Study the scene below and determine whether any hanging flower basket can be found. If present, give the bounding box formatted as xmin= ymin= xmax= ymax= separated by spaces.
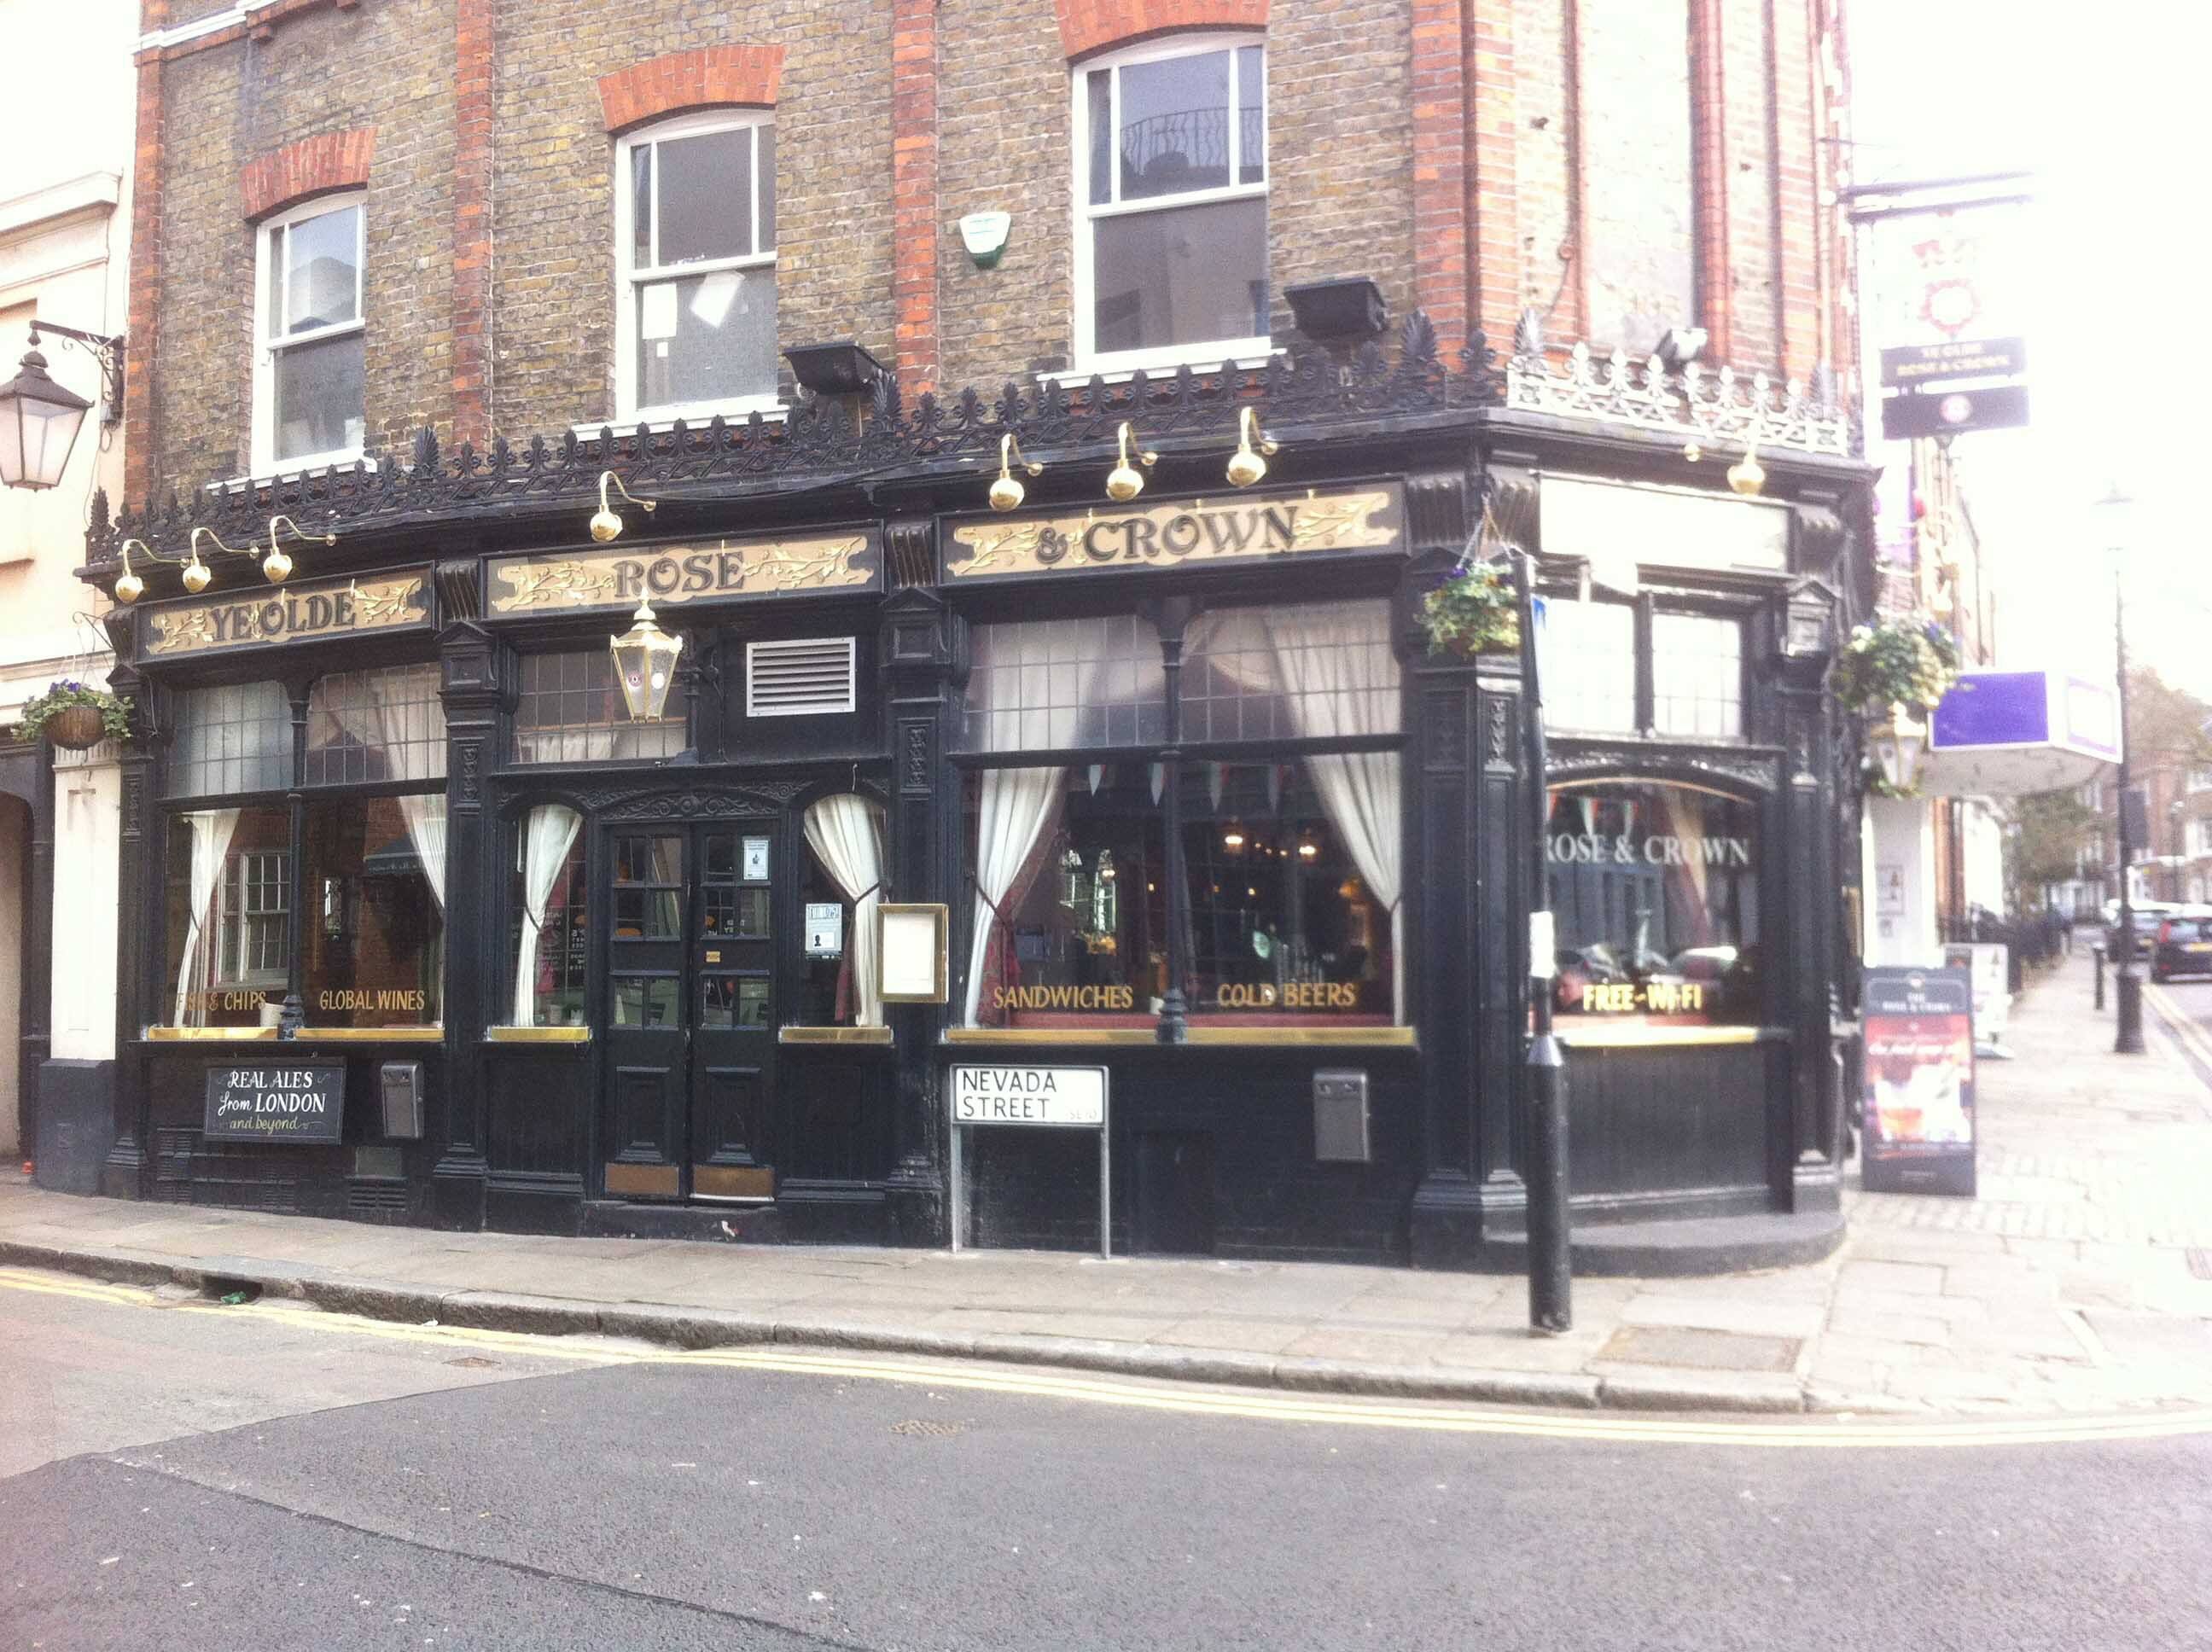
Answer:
xmin=1831 ymin=614 xmax=1961 ymax=718
xmin=16 ymin=681 xmax=131 ymax=750
xmin=1419 ymin=561 xmax=1520 ymax=660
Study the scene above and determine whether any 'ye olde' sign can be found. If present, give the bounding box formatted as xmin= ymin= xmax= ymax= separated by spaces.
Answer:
xmin=488 ymin=533 xmax=880 ymax=615
xmin=946 ymin=485 xmax=1402 ymax=581
xmin=144 ymin=570 xmax=431 ymax=658
xmin=203 ymin=1063 xmax=346 ymax=1144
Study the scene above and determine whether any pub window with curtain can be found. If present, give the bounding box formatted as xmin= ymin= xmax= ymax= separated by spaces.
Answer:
xmin=955 ymin=601 xmax=1403 ymax=1032
xmin=161 ymin=666 xmax=447 ymax=1031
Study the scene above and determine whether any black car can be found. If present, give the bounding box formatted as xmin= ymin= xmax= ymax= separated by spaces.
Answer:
xmin=2150 ymin=913 xmax=2212 ymax=983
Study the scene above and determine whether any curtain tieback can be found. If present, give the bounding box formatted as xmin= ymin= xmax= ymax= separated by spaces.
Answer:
xmin=853 ymin=881 xmax=883 ymax=904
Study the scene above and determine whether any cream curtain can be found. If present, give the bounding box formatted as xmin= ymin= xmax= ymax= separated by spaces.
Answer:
xmin=513 ymin=804 xmax=582 ymax=1027
xmin=172 ymin=807 xmax=242 ymax=1026
xmin=1262 ymin=603 xmax=1406 ymax=1022
xmin=962 ymin=768 xmax=1065 ymax=1027
xmin=364 ymin=667 xmax=448 ymax=908
xmin=802 ymin=795 xmax=889 ymax=1027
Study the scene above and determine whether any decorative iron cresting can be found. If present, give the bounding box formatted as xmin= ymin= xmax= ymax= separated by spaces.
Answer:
xmin=1505 ymin=337 xmax=1854 ymax=460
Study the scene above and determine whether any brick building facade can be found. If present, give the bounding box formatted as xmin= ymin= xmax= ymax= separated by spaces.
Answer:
xmin=70 ymin=0 xmax=1873 ymax=1271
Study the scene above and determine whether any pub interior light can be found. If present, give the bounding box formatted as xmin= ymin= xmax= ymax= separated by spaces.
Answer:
xmin=1105 ymin=421 xmax=1157 ymax=503
xmin=609 ymin=599 xmax=684 ymax=722
xmin=591 ymin=469 xmax=657 ymax=543
xmin=1225 ymin=405 xmax=1278 ymax=488
xmin=989 ymin=433 xmax=1042 ymax=512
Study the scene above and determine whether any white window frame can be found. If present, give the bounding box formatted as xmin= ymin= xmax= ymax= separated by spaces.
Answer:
xmin=216 ymin=848 xmax=290 ymax=991
xmin=250 ymin=193 xmax=368 ymax=477
xmin=611 ymin=109 xmax=782 ymax=428
xmin=1070 ymin=31 xmax=1270 ymax=376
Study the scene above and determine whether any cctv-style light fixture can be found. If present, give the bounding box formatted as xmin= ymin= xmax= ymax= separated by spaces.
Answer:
xmin=1105 ymin=422 xmax=1156 ymax=503
xmin=609 ymin=599 xmax=684 ymax=722
xmin=989 ymin=433 xmax=1041 ymax=512
xmin=1225 ymin=406 xmax=1277 ymax=488
xmin=0 ymin=323 xmax=123 ymax=492
xmin=591 ymin=470 xmax=656 ymax=543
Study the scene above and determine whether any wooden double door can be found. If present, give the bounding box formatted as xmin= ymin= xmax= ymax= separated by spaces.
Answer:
xmin=602 ymin=821 xmax=779 ymax=1201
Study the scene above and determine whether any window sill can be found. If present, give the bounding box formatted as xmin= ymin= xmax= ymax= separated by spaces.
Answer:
xmin=576 ymin=399 xmax=787 ymax=438
xmin=486 ymin=1025 xmax=591 ymax=1045
xmin=206 ymin=455 xmax=377 ymax=494
xmin=1040 ymin=342 xmax=1281 ymax=389
xmin=942 ymin=1026 xmax=1415 ymax=1049
xmin=779 ymin=1026 xmax=894 ymax=1045
xmin=1555 ymin=1023 xmax=1784 ymax=1050
xmin=142 ymin=1023 xmax=444 ymax=1044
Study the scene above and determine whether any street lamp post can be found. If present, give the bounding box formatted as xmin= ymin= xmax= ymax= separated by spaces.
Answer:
xmin=2102 ymin=486 xmax=2145 ymax=1055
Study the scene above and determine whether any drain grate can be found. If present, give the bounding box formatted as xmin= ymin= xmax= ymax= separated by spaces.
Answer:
xmin=1599 ymin=1325 xmax=1802 ymax=1373
xmin=446 ymin=1355 xmax=500 ymax=1370
xmin=2187 ymin=1249 xmax=2212 ymax=1281
xmin=890 ymin=1419 xmax=965 ymax=1439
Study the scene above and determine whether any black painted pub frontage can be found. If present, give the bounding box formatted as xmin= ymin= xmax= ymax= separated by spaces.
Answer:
xmin=79 ymin=342 xmax=1871 ymax=1269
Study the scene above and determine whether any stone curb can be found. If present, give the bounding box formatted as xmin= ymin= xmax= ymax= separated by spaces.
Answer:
xmin=0 ymin=1231 xmax=1883 ymax=1416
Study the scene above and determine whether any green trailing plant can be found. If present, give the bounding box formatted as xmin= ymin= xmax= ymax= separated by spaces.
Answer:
xmin=14 ymin=679 xmax=132 ymax=745
xmin=1831 ymin=614 xmax=1961 ymax=714
xmin=1420 ymin=560 xmax=1520 ymax=659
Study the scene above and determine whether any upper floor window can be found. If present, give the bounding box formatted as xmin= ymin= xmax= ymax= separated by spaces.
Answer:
xmin=615 ymin=113 xmax=778 ymax=422
xmin=1536 ymin=595 xmax=1746 ymax=742
xmin=1073 ymin=37 xmax=1268 ymax=373
xmin=253 ymin=195 xmax=366 ymax=473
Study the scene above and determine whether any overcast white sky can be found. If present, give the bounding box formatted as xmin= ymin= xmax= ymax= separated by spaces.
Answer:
xmin=1848 ymin=0 xmax=2211 ymax=694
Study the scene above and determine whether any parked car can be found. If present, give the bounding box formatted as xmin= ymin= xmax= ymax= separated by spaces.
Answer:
xmin=2150 ymin=910 xmax=2212 ymax=983
xmin=2105 ymin=903 xmax=2178 ymax=962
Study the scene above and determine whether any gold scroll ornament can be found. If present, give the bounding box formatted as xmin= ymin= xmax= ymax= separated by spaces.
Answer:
xmin=489 ymin=536 xmax=874 ymax=614
xmin=145 ymin=573 xmax=429 ymax=656
xmin=947 ymin=486 xmax=1401 ymax=580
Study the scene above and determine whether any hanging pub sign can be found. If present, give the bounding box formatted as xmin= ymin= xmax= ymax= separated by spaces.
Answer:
xmin=203 ymin=1062 xmax=346 ymax=1145
xmin=487 ymin=532 xmax=880 ymax=615
xmin=945 ymin=484 xmax=1402 ymax=582
xmin=142 ymin=569 xmax=432 ymax=658
xmin=1868 ymin=201 xmax=2031 ymax=439
xmin=1859 ymin=965 xmax=1976 ymax=1196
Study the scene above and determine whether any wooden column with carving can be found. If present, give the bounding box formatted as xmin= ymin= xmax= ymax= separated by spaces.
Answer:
xmin=102 ymin=612 xmax=155 ymax=1200
xmin=878 ymin=533 xmax=954 ymax=1246
xmin=432 ymin=560 xmax=498 ymax=1230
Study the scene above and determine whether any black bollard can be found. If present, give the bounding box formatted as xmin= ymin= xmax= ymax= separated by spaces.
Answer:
xmin=1525 ymin=1029 xmax=1571 ymax=1331
xmin=2093 ymin=944 xmax=2105 ymax=1011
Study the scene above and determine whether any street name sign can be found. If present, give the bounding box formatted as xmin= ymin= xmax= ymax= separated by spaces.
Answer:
xmin=947 ymin=1064 xmax=1110 ymax=1257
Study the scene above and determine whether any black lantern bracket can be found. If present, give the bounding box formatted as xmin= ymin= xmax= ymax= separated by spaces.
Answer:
xmin=27 ymin=322 xmax=125 ymax=424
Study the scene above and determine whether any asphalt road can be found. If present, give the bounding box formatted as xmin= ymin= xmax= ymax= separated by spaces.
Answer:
xmin=3 ymin=1269 xmax=2209 ymax=1651
xmin=2145 ymin=972 xmax=2212 ymax=1099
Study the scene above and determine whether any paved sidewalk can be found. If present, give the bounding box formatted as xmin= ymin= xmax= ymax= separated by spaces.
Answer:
xmin=7 ymin=947 xmax=2210 ymax=1417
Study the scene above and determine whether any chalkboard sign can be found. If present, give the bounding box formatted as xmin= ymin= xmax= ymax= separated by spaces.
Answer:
xmin=204 ymin=1063 xmax=346 ymax=1144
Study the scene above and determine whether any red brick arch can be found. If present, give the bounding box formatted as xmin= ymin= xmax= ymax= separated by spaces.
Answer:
xmin=1059 ymin=0 xmax=1268 ymax=61
xmin=240 ymin=127 xmax=375 ymax=222
xmin=597 ymin=45 xmax=784 ymax=135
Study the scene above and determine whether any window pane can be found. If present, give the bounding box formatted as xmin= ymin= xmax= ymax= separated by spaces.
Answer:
xmin=1536 ymin=599 xmax=1637 ymax=733
xmin=756 ymin=124 xmax=776 ymax=250
xmin=963 ymin=614 xmax=1166 ymax=751
xmin=1092 ymin=195 xmax=1266 ymax=355
xmin=164 ymin=806 xmax=290 ymax=1027
xmin=282 ymin=204 xmax=359 ymax=333
xmin=1184 ymin=761 xmax=1397 ymax=1023
xmin=635 ymin=266 xmax=777 ymax=409
xmin=631 ymin=143 xmax=654 ymax=269
xmin=1087 ymin=70 xmax=1114 ymax=205
xmin=1547 ymin=782 xmax=1760 ymax=1027
xmin=1650 ymin=613 xmax=1743 ymax=740
xmin=166 ymin=682 xmax=291 ymax=799
xmin=1181 ymin=602 xmax=1400 ymax=745
xmin=514 ymin=649 xmax=684 ymax=762
xmin=272 ymin=329 xmax=365 ymax=462
xmin=1118 ymin=49 xmax=1231 ymax=199
xmin=1237 ymin=45 xmax=1266 ymax=183
xmin=654 ymin=127 xmax=753 ymax=266
xmin=302 ymin=795 xmax=445 ymax=1027
xmin=306 ymin=665 xmax=447 ymax=786
xmin=612 ymin=975 xmax=679 ymax=1027
xmin=509 ymin=805 xmax=585 ymax=1027
xmin=960 ymin=767 xmax=1164 ymax=1028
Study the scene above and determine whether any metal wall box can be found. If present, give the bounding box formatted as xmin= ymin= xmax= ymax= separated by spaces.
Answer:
xmin=1313 ymin=1069 xmax=1371 ymax=1163
xmin=379 ymin=1062 xmax=424 ymax=1140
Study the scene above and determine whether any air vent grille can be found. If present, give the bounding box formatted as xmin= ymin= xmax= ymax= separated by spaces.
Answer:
xmin=747 ymin=637 xmax=857 ymax=718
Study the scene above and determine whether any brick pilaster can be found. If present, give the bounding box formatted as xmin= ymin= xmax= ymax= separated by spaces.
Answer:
xmin=1689 ymin=0 xmax=1732 ymax=362
xmin=123 ymin=5 xmax=167 ymax=507
xmin=892 ymin=0 xmax=940 ymax=396
xmin=1771 ymin=0 xmax=1820 ymax=381
xmin=452 ymin=0 xmax=493 ymax=447
xmin=1466 ymin=0 xmax=1519 ymax=349
xmin=1408 ymin=0 xmax=1469 ymax=356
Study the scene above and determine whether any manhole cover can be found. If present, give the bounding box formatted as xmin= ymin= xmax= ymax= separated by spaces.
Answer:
xmin=890 ymin=1419 xmax=964 ymax=1439
xmin=2187 ymin=1249 xmax=2212 ymax=1282
xmin=1599 ymin=1325 xmax=1801 ymax=1373
xmin=445 ymin=1355 xmax=500 ymax=1370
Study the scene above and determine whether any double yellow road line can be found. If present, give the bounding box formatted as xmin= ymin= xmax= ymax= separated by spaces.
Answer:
xmin=2144 ymin=979 xmax=2212 ymax=1076
xmin=6 ymin=1265 xmax=2209 ymax=1450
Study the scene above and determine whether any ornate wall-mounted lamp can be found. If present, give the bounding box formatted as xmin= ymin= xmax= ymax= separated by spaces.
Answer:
xmin=610 ymin=600 xmax=684 ymax=722
xmin=1104 ymin=422 xmax=1156 ymax=503
xmin=0 ymin=323 xmax=124 ymax=492
xmin=988 ymin=434 xmax=1042 ymax=512
xmin=591 ymin=470 xmax=656 ymax=543
xmin=1225 ymin=406 xmax=1278 ymax=488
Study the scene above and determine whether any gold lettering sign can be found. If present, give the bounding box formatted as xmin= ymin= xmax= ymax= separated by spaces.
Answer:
xmin=1575 ymin=981 xmax=1707 ymax=1016
xmin=144 ymin=571 xmax=431 ymax=657
xmin=946 ymin=486 xmax=1403 ymax=581
xmin=488 ymin=534 xmax=878 ymax=614
xmin=992 ymin=985 xmax=1138 ymax=1012
xmin=1214 ymin=981 xmax=1364 ymax=1010
xmin=179 ymin=989 xmax=271 ymax=1014
xmin=316 ymin=988 xmax=429 ymax=1014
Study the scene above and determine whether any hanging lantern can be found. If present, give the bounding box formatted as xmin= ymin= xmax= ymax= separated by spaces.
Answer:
xmin=608 ymin=600 xmax=684 ymax=722
xmin=1866 ymin=701 xmax=1930 ymax=795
